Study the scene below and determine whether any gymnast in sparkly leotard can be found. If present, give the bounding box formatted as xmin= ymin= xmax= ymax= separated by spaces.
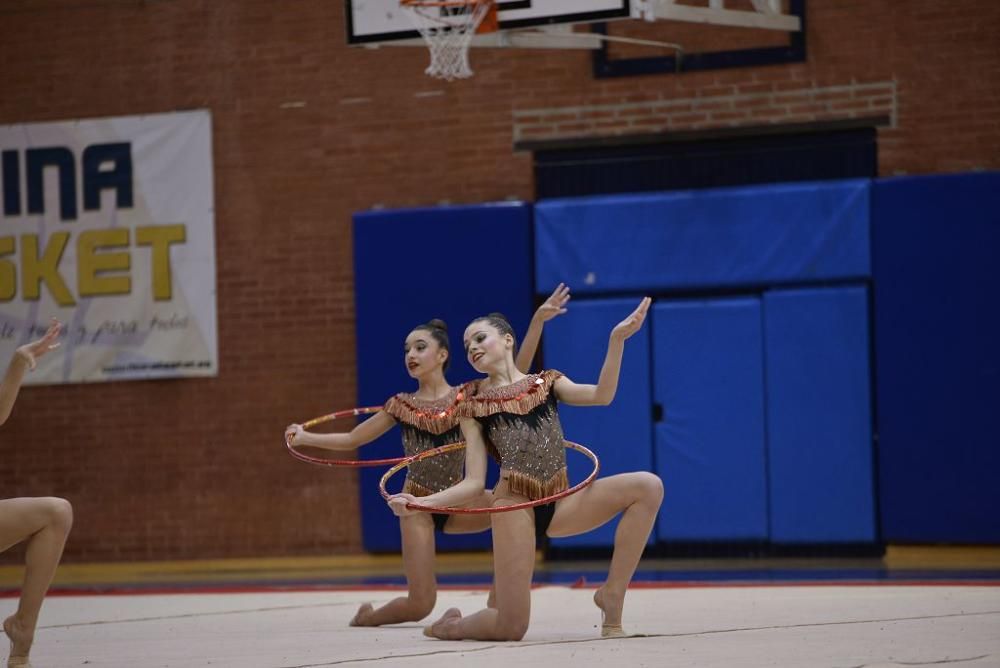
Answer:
xmin=388 ymin=299 xmax=663 ymax=641
xmin=287 ymin=285 xmax=571 ymax=627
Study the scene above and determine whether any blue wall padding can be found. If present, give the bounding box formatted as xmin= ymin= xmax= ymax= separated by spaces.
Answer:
xmin=535 ymin=180 xmax=871 ymax=294
xmin=763 ymin=287 xmax=876 ymax=543
xmin=542 ymin=299 xmax=655 ymax=549
xmin=872 ymin=172 xmax=1000 ymax=543
xmin=353 ymin=202 xmax=534 ymax=552
xmin=652 ymin=299 xmax=769 ymax=541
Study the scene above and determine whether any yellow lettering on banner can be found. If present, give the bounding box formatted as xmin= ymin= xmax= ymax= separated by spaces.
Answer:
xmin=136 ymin=224 xmax=186 ymax=301
xmin=22 ymin=232 xmax=74 ymax=306
xmin=0 ymin=237 xmax=15 ymax=301
xmin=78 ymin=228 xmax=131 ymax=297
xmin=0 ymin=225 xmax=189 ymax=303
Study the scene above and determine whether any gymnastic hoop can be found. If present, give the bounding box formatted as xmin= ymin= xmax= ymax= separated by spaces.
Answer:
xmin=285 ymin=406 xmax=407 ymax=467
xmin=379 ymin=440 xmax=601 ymax=513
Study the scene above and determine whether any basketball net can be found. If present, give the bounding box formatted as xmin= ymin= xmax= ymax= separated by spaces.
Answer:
xmin=400 ymin=0 xmax=497 ymax=81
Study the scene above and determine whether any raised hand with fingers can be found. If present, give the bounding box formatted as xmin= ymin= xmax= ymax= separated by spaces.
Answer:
xmin=515 ymin=283 xmax=573 ymax=373
xmin=535 ymin=282 xmax=571 ymax=323
xmin=16 ymin=319 xmax=63 ymax=370
xmin=610 ymin=297 xmax=651 ymax=342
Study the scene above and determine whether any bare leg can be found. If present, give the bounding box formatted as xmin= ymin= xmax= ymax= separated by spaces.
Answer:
xmin=441 ymin=491 xmax=496 ymax=608
xmin=0 ymin=497 xmax=73 ymax=663
xmin=351 ymin=513 xmax=437 ymax=626
xmin=441 ymin=490 xmax=493 ymax=535
xmin=485 ymin=579 xmax=497 ymax=609
xmin=425 ymin=497 xmax=535 ymax=641
xmin=548 ymin=472 xmax=663 ymax=636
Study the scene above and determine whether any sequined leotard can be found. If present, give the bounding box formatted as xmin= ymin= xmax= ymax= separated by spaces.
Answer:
xmin=458 ymin=370 xmax=568 ymax=536
xmin=382 ymin=387 xmax=466 ymax=503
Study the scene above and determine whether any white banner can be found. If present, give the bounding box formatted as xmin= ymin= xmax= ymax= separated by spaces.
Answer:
xmin=0 ymin=110 xmax=217 ymax=384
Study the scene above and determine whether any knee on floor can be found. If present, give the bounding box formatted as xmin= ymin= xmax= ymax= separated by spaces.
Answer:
xmin=407 ymin=590 xmax=437 ymax=617
xmin=495 ymin=618 xmax=529 ymax=641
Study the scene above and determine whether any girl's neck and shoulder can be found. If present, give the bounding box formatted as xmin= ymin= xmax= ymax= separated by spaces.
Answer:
xmin=393 ymin=384 xmax=460 ymax=411
xmin=383 ymin=383 xmax=463 ymax=435
xmin=407 ymin=384 xmax=458 ymax=402
xmin=392 ymin=370 xmax=457 ymax=403
xmin=475 ymin=372 xmax=529 ymax=396
xmin=384 ymin=377 xmax=460 ymax=420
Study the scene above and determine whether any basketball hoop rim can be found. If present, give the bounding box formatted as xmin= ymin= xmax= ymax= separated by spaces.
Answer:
xmin=400 ymin=0 xmax=499 ymax=37
xmin=400 ymin=0 xmax=491 ymax=7
xmin=399 ymin=0 xmax=499 ymax=76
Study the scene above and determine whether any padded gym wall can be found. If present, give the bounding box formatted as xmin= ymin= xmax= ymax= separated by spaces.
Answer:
xmin=542 ymin=298 xmax=655 ymax=549
xmin=653 ymin=298 xmax=770 ymax=542
xmin=872 ymin=172 xmax=1000 ymax=543
xmin=535 ymin=179 xmax=876 ymax=547
xmin=353 ymin=202 xmax=534 ymax=552
xmin=763 ymin=287 xmax=876 ymax=543
xmin=535 ymin=179 xmax=870 ymax=295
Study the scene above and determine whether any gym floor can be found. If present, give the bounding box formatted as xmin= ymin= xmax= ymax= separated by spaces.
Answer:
xmin=3 ymin=547 xmax=999 ymax=667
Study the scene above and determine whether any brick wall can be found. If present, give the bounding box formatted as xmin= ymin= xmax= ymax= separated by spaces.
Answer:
xmin=0 ymin=0 xmax=997 ymax=562
xmin=513 ymin=81 xmax=898 ymax=142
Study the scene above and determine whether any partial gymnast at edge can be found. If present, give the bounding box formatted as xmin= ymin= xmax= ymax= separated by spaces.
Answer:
xmin=1 ymin=320 xmax=72 ymax=667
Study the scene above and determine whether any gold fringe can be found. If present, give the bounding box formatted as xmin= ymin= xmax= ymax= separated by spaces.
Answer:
xmin=403 ymin=478 xmax=436 ymax=497
xmin=383 ymin=394 xmax=460 ymax=435
xmin=460 ymin=370 xmax=563 ymax=418
xmin=503 ymin=467 xmax=569 ymax=501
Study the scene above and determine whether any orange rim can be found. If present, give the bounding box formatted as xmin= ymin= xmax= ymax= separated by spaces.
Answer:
xmin=400 ymin=0 xmax=491 ymax=6
xmin=285 ymin=406 xmax=407 ymax=468
xmin=400 ymin=0 xmax=498 ymax=35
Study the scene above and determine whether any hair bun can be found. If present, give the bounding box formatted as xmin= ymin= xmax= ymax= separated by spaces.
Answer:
xmin=426 ymin=318 xmax=448 ymax=332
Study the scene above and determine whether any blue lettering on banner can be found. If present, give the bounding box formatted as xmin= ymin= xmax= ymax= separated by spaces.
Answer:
xmin=1 ymin=142 xmax=133 ymax=222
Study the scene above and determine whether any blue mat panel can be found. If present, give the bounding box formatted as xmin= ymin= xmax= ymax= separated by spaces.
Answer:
xmin=535 ymin=180 xmax=870 ymax=294
xmin=763 ymin=287 xmax=876 ymax=544
xmin=872 ymin=172 xmax=1000 ymax=543
xmin=652 ymin=298 xmax=769 ymax=541
xmin=543 ymin=298 xmax=655 ymax=549
xmin=353 ymin=202 xmax=534 ymax=552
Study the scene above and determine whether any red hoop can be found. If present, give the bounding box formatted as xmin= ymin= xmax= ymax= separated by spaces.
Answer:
xmin=285 ymin=406 xmax=408 ymax=468
xmin=379 ymin=441 xmax=601 ymax=513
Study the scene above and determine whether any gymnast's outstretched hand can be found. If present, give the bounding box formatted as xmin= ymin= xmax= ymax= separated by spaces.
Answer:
xmin=535 ymin=282 xmax=571 ymax=323
xmin=610 ymin=297 xmax=651 ymax=342
xmin=16 ymin=318 xmax=63 ymax=370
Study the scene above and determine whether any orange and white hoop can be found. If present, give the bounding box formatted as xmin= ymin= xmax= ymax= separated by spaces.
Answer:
xmin=399 ymin=0 xmax=497 ymax=81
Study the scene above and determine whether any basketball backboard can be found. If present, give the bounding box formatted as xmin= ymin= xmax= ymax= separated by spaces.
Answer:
xmin=346 ymin=0 xmax=632 ymax=45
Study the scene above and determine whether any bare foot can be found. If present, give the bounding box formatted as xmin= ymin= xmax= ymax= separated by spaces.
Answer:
xmin=423 ymin=607 xmax=462 ymax=639
xmin=486 ymin=587 xmax=497 ymax=609
xmin=349 ymin=602 xmax=375 ymax=627
xmin=593 ymin=588 xmax=626 ymax=638
xmin=4 ymin=615 xmax=33 ymax=664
